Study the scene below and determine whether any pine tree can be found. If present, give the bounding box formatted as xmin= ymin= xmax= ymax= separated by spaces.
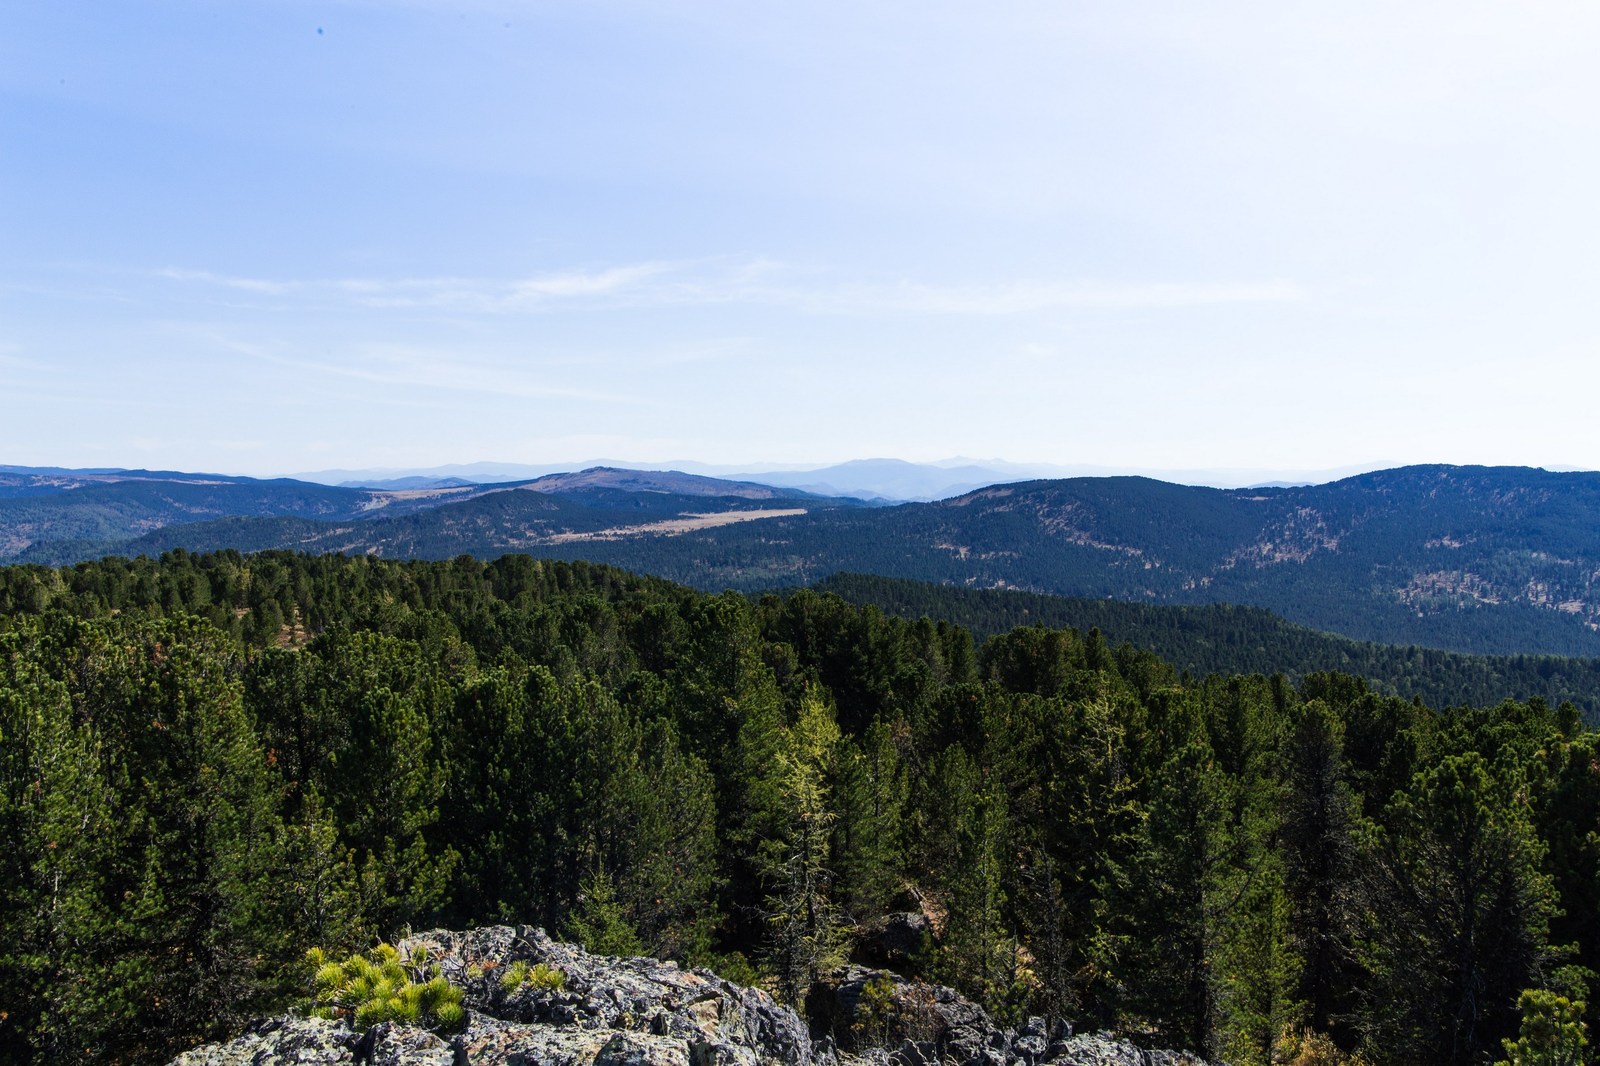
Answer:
xmin=761 ymin=694 xmax=844 ymax=1007
xmin=1030 ymin=695 xmax=1144 ymax=1024
xmin=622 ymin=718 xmax=720 ymax=963
xmin=1282 ymin=700 xmax=1363 ymax=1037
xmin=1360 ymin=753 xmax=1561 ymax=1065
xmin=942 ymin=772 xmax=1024 ymax=1022
xmin=52 ymin=615 xmax=287 ymax=1062
xmin=833 ymin=717 xmax=908 ymax=922
xmin=300 ymin=630 xmax=457 ymax=934
xmin=0 ymin=629 xmax=112 ymax=1063
xmin=1496 ymin=989 xmax=1587 ymax=1066
xmin=565 ymin=867 xmax=644 ymax=958
xmin=1113 ymin=693 xmax=1241 ymax=1057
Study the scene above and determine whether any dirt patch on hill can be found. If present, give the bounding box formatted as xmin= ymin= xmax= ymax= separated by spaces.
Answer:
xmin=545 ymin=508 xmax=808 ymax=543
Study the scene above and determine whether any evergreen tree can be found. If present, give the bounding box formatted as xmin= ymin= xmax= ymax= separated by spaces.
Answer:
xmin=761 ymin=694 xmax=844 ymax=1007
xmin=1211 ymin=850 xmax=1302 ymax=1066
xmin=833 ymin=717 xmax=908 ymax=922
xmin=1360 ymin=753 xmax=1561 ymax=1066
xmin=1531 ymin=730 xmax=1600 ymax=1038
xmin=1115 ymin=693 xmax=1236 ymax=1056
xmin=941 ymin=771 xmax=1024 ymax=1022
xmin=0 ymin=631 xmax=111 ymax=1063
xmin=1030 ymin=695 xmax=1145 ymax=1024
xmin=1495 ymin=989 xmax=1587 ymax=1066
xmin=621 ymin=718 xmax=720 ymax=963
xmin=56 ymin=615 xmax=285 ymax=1062
xmin=565 ymin=867 xmax=644 ymax=958
xmin=435 ymin=664 xmax=552 ymax=925
xmin=1282 ymin=700 xmax=1363 ymax=1037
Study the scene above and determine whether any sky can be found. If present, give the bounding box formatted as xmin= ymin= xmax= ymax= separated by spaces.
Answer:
xmin=4 ymin=2 xmax=1600 ymax=481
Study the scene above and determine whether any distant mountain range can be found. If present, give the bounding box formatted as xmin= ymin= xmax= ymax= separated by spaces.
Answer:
xmin=294 ymin=457 xmax=1081 ymax=499
xmin=0 ymin=465 xmax=853 ymax=568
xmin=4 ymin=462 xmax=1600 ymax=657
xmin=505 ymin=464 xmax=1600 ymax=657
xmin=291 ymin=458 xmax=1395 ymax=500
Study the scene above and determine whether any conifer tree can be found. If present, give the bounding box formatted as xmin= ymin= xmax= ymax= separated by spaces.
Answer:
xmin=1496 ymin=989 xmax=1587 ymax=1066
xmin=55 ymin=615 xmax=285 ymax=1062
xmin=566 ymin=867 xmax=644 ymax=958
xmin=1530 ymin=728 xmax=1600 ymax=1041
xmin=833 ymin=717 xmax=908 ymax=922
xmin=761 ymin=693 xmax=844 ymax=1007
xmin=1282 ymin=700 xmax=1363 ymax=1036
xmin=1114 ymin=694 xmax=1237 ymax=1056
xmin=1360 ymin=753 xmax=1560 ymax=1066
xmin=942 ymin=772 xmax=1024 ymax=1022
xmin=0 ymin=632 xmax=111 ymax=1063
xmin=1030 ymin=695 xmax=1144 ymax=1024
xmin=435 ymin=664 xmax=550 ymax=925
xmin=622 ymin=718 xmax=720 ymax=962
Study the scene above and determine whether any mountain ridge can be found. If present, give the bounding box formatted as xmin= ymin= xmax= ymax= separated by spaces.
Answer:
xmin=7 ymin=462 xmax=1600 ymax=656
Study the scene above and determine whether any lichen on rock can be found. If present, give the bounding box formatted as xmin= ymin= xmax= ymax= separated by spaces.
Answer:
xmin=166 ymin=928 xmax=1205 ymax=1066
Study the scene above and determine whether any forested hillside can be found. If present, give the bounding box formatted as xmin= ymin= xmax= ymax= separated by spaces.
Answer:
xmin=29 ymin=464 xmax=1600 ymax=658
xmin=2 ymin=551 xmax=1596 ymax=1065
xmin=537 ymin=465 xmax=1600 ymax=657
xmin=0 ymin=466 xmax=847 ymax=567
xmin=815 ymin=572 xmax=1600 ymax=717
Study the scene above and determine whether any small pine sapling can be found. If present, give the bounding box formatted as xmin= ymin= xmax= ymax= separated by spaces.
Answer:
xmin=500 ymin=960 xmax=567 ymax=994
xmin=307 ymin=943 xmax=466 ymax=1033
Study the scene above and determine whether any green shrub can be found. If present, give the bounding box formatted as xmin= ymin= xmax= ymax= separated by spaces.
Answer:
xmin=852 ymin=974 xmax=898 ymax=1048
xmin=307 ymin=943 xmax=467 ymax=1033
xmin=1496 ymin=989 xmax=1588 ymax=1066
xmin=500 ymin=959 xmax=567 ymax=993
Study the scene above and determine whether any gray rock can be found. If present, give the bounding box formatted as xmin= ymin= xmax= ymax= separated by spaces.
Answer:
xmin=596 ymin=1032 xmax=694 ymax=1066
xmin=395 ymin=926 xmax=811 ymax=1066
xmin=1012 ymin=1017 xmax=1048 ymax=1063
xmin=1041 ymin=1032 xmax=1206 ymax=1066
xmin=807 ymin=965 xmax=996 ymax=1057
xmin=887 ymin=1039 xmax=935 ymax=1066
xmin=366 ymin=1023 xmax=455 ymax=1066
xmin=454 ymin=1016 xmax=616 ymax=1066
xmin=167 ymin=1014 xmax=361 ymax=1066
xmin=691 ymin=1041 xmax=760 ymax=1066
xmin=166 ymin=929 xmax=1207 ymax=1066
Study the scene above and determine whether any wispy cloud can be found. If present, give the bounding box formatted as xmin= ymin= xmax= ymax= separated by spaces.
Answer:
xmin=190 ymin=330 xmax=641 ymax=405
xmin=809 ymin=278 xmax=1307 ymax=315
xmin=158 ymin=259 xmax=1306 ymax=317
xmin=157 ymin=268 xmax=299 ymax=295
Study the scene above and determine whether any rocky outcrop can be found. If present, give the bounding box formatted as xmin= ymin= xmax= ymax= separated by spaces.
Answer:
xmin=166 ymin=928 xmax=1204 ymax=1066
xmin=169 ymin=1015 xmax=363 ymax=1066
xmin=807 ymin=965 xmax=989 ymax=1056
xmin=804 ymin=966 xmax=1203 ymax=1066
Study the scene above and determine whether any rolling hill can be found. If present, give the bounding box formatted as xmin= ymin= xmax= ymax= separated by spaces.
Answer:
xmin=0 ymin=466 xmax=851 ymax=568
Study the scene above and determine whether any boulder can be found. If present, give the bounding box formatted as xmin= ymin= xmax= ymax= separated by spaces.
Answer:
xmin=805 ymin=966 xmax=992 ymax=1057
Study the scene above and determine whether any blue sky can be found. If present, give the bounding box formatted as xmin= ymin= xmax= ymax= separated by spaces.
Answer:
xmin=4 ymin=2 xmax=1599 ymax=480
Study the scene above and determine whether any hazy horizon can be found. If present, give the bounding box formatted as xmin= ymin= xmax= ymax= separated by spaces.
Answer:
xmin=16 ymin=456 xmax=1600 ymax=497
